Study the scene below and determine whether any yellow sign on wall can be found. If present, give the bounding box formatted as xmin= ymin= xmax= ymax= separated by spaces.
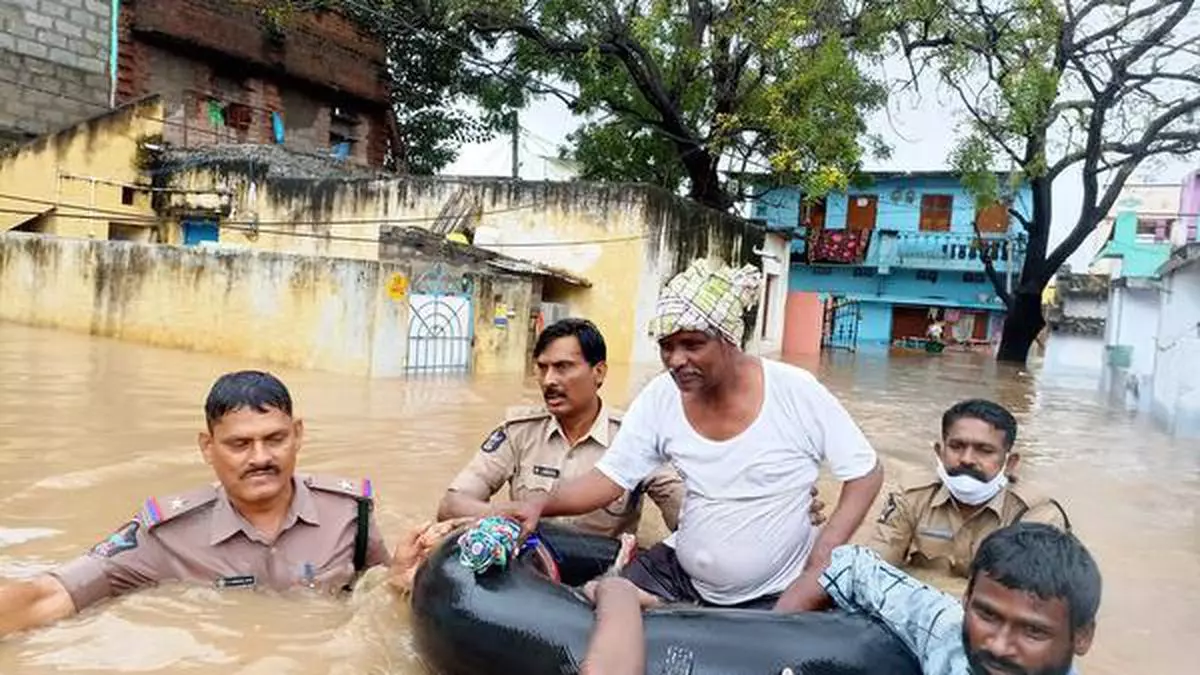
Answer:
xmin=386 ymin=273 xmax=409 ymax=301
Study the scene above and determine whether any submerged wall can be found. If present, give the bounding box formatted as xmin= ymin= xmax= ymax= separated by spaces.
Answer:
xmin=157 ymin=159 xmax=764 ymax=363
xmin=0 ymin=233 xmax=533 ymax=376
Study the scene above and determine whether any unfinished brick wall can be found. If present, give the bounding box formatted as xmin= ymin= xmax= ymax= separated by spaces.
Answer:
xmin=0 ymin=0 xmax=113 ymax=146
xmin=115 ymin=0 xmax=392 ymax=166
xmin=128 ymin=0 xmax=386 ymax=102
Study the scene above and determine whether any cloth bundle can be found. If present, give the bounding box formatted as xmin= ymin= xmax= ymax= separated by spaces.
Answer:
xmin=457 ymin=516 xmax=525 ymax=574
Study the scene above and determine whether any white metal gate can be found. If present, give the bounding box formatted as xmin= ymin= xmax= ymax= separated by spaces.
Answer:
xmin=406 ymin=264 xmax=473 ymax=373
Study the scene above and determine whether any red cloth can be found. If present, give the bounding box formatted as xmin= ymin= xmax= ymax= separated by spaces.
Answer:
xmin=809 ymin=229 xmax=869 ymax=263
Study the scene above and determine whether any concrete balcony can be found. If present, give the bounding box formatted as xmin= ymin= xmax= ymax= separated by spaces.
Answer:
xmin=874 ymin=230 xmax=1022 ymax=273
xmin=793 ymin=227 xmax=1024 ymax=273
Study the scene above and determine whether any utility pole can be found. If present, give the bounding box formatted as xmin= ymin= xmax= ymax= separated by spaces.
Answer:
xmin=510 ymin=110 xmax=520 ymax=178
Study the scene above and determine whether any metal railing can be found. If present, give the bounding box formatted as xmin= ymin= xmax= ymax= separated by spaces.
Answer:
xmin=880 ymin=230 xmax=1017 ymax=271
xmin=793 ymin=227 xmax=1023 ymax=273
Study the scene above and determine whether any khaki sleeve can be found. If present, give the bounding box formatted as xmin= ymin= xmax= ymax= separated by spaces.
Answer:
xmin=48 ymin=518 xmax=165 ymax=612
xmin=642 ymin=466 xmax=685 ymax=532
xmin=1017 ymin=499 xmax=1070 ymax=532
xmin=446 ymin=425 xmax=518 ymax=500
xmin=868 ymin=491 xmax=917 ymax=567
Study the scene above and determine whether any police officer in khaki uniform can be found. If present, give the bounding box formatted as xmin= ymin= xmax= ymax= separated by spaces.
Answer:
xmin=0 ymin=371 xmax=389 ymax=637
xmin=871 ymin=398 xmax=1070 ymax=578
xmin=439 ymin=318 xmax=685 ymax=538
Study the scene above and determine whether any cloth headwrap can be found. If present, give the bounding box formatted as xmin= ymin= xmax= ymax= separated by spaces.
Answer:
xmin=648 ymin=258 xmax=763 ymax=345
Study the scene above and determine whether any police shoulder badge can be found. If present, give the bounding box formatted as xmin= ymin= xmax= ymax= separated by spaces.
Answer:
xmin=480 ymin=427 xmax=506 ymax=454
xmin=91 ymin=520 xmax=140 ymax=558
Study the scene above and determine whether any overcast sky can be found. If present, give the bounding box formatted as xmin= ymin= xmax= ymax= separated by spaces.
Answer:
xmin=442 ymin=61 xmax=1196 ymax=270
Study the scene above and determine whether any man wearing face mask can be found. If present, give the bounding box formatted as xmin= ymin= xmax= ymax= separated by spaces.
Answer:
xmin=871 ymin=399 xmax=1070 ymax=578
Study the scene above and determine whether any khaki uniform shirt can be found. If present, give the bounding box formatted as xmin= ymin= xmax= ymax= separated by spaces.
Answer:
xmin=871 ymin=471 xmax=1070 ymax=578
xmin=50 ymin=474 xmax=388 ymax=611
xmin=448 ymin=404 xmax=686 ymax=537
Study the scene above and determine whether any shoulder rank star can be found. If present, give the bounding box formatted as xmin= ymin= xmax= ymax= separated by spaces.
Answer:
xmin=169 ymin=497 xmax=187 ymax=511
xmin=338 ymin=480 xmax=354 ymax=491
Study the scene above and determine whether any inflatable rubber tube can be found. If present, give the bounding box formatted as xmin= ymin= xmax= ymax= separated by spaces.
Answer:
xmin=411 ymin=527 xmax=922 ymax=675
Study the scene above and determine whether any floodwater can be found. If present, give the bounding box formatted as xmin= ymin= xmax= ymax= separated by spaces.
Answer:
xmin=0 ymin=322 xmax=1195 ymax=675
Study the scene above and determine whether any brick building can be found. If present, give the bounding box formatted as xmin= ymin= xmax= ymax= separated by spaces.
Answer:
xmin=0 ymin=0 xmax=114 ymax=147
xmin=0 ymin=0 xmax=398 ymax=167
xmin=115 ymin=0 xmax=398 ymax=167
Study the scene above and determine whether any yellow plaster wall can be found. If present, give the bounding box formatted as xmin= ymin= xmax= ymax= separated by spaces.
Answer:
xmin=162 ymin=168 xmax=385 ymax=260
xmin=471 ymin=272 xmax=535 ymax=375
xmin=0 ymin=98 xmax=164 ymax=240
xmin=159 ymin=173 xmax=658 ymax=362
xmin=0 ymin=232 xmax=536 ymax=377
xmin=0 ymin=233 xmax=410 ymax=377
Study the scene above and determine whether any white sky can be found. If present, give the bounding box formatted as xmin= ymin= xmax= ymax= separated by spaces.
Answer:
xmin=442 ymin=63 xmax=1196 ymax=271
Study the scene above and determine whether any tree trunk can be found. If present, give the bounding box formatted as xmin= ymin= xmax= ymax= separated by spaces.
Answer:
xmin=996 ymin=290 xmax=1046 ymax=363
xmin=689 ymin=172 xmax=733 ymax=211
xmin=676 ymin=142 xmax=732 ymax=211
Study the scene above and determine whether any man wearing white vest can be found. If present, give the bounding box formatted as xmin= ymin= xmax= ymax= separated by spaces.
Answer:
xmin=507 ymin=258 xmax=883 ymax=611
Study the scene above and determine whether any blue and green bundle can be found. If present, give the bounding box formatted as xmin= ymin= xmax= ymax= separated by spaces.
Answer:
xmin=457 ymin=516 xmax=525 ymax=574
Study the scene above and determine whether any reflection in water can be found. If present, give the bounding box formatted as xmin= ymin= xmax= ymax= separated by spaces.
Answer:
xmin=0 ymin=322 xmax=1195 ymax=674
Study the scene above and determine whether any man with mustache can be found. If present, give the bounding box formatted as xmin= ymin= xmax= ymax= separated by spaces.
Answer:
xmin=0 ymin=370 xmax=392 ymax=636
xmin=580 ymin=523 xmax=1101 ymax=675
xmin=505 ymin=259 xmax=882 ymax=612
xmin=437 ymin=318 xmax=686 ymax=541
xmin=872 ymin=399 xmax=1070 ymax=578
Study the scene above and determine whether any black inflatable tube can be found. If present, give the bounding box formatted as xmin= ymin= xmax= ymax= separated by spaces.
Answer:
xmin=410 ymin=525 xmax=922 ymax=675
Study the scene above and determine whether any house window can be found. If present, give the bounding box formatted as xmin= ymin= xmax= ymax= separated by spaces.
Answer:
xmin=853 ymin=267 xmax=876 ymax=277
xmin=225 ymin=103 xmax=253 ymax=131
xmin=182 ymin=219 xmax=219 ymax=246
xmin=800 ymin=197 xmax=827 ymax=230
xmin=846 ymin=195 xmax=878 ymax=232
xmin=109 ymin=222 xmax=147 ymax=242
xmin=963 ymin=272 xmax=986 ymax=283
xmin=121 ymin=186 xmax=135 ymax=205
xmin=976 ymin=202 xmax=1009 ymax=234
xmin=917 ymin=270 xmax=939 ymax=282
xmin=329 ymin=105 xmax=360 ymax=160
xmin=919 ymin=194 xmax=953 ymax=232
xmin=1135 ymin=218 xmax=1173 ymax=242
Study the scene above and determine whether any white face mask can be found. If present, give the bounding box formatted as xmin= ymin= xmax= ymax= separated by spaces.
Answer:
xmin=936 ymin=458 xmax=1008 ymax=506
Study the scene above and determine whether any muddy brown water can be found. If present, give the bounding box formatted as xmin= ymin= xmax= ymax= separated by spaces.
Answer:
xmin=0 ymin=322 xmax=1195 ymax=674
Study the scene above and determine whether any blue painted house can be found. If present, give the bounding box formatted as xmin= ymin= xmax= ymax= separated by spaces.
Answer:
xmin=743 ymin=171 xmax=1030 ymax=352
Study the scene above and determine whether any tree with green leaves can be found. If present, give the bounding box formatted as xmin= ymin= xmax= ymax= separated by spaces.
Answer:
xmin=900 ymin=0 xmax=1200 ymax=363
xmin=454 ymin=0 xmax=895 ymax=209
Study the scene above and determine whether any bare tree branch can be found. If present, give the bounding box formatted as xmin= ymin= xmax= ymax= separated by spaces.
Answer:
xmin=945 ymin=79 xmax=1027 ymax=165
xmin=1070 ymin=1 xmax=1169 ymax=54
xmin=974 ymin=219 xmax=1015 ymax=307
xmin=1008 ymin=206 xmax=1031 ymax=231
